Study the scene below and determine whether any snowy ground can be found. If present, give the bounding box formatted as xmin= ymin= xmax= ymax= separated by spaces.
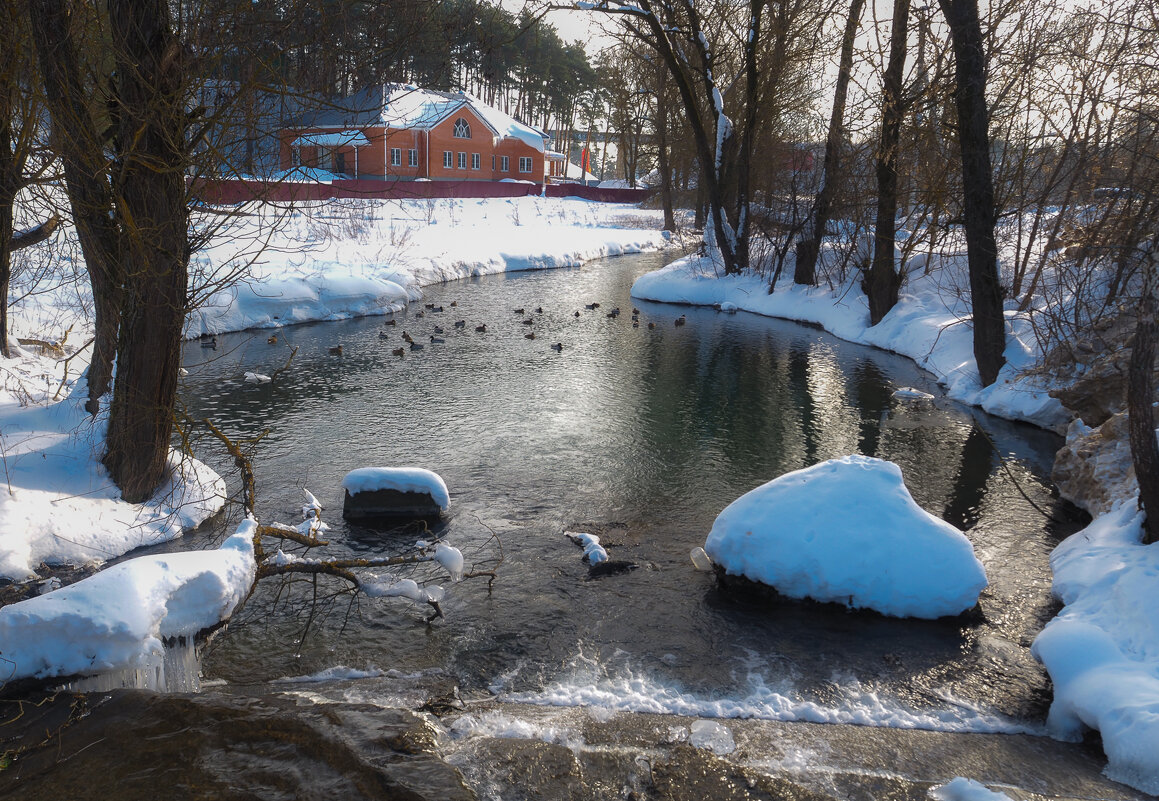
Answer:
xmin=1 ymin=195 xmax=1156 ymax=793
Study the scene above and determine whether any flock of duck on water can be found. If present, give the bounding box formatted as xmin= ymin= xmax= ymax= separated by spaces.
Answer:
xmin=315 ymin=302 xmax=687 ymax=358
xmin=197 ymin=301 xmax=690 ymax=381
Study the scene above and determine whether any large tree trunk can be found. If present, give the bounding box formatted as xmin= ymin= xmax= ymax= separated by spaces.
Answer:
xmin=1129 ymin=270 xmax=1159 ymax=545
xmin=937 ymin=0 xmax=1006 ymax=386
xmin=794 ymin=0 xmax=864 ymax=286
xmin=102 ymin=0 xmax=189 ymax=503
xmin=865 ymin=0 xmax=909 ymax=326
xmin=26 ymin=0 xmax=124 ymax=409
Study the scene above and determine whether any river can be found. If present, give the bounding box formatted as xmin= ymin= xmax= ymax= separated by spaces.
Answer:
xmin=3 ymin=250 xmax=1142 ymax=800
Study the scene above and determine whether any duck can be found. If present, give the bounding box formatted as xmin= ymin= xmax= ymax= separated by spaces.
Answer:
xmin=648 ymin=322 xmax=656 ymax=329
xmin=454 ymin=320 xmax=466 ymax=328
xmin=450 ymin=300 xmax=458 ymax=307
xmin=200 ymin=335 xmax=218 ymax=349
xmin=432 ymin=306 xmax=444 ymax=313
xmin=433 ymin=326 xmax=445 ymax=334
xmin=475 ymin=324 xmax=487 ymax=333
xmin=392 ymin=347 xmax=405 ymax=357
xmin=384 ymin=319 xmax=397 ymax=326
xmin=378 ymin=331 xmax=390 ymax=340
xmin=415 ymin=310 xmax=425 ymax=318
xmin=550 ymin=342 xmax=563 ymax=351
xmin=329 ymin=344 xmax=343 ymax=355
xmin=410 ymin=342 xmax=424 ymax=351
xmin=425 ymin=303 xmax=435 ymax=309
xmin=522 ymin=318 xmax=534 ymax=325
xmin=574 ymin=311 xmax=581 ymax=318
xmin=674 ymin=315 xmax=686 ymax=327
xmin=535 ymin=307 xmax=543 ymax=314
xmin=632 ymin=307 xmax=640 ymax=315
xmin=430 ymin=335 xmax=445 ymax=344
xmin=267 ymin=334 xmax=278 ymax=344
xmin=514 ymin=307 xmax=525 ymax=315
xmin=244 ymin=371 xmax=271 ymax=384
xmin=607 ymin=308 xmax=620 ymax=318
xmin=524 ymin=331 xmax=535 ymax=340
xmin=402 ymin=331 xmax=414 ymax=343
xmin=585 ymin=302 xmax=600 ymax=310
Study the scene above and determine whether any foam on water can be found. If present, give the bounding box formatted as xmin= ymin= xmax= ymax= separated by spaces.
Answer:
xmin=498 ymin=650 xmax=1040 ymax=736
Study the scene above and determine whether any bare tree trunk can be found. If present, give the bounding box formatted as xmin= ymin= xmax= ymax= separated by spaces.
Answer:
xmin=26 ymin=0 xmax=123 ymax=410
xmin=102 ymin=0 xmax=189 ymax=503
xmin=865 ymin=0 xmax=909 ymax=326
xmin=937 ymin=0 xmax=1006 ymax=386
xmin=656 ymin=70 xmax=676 ymax=231
xmin=1129 ymin=264 xmax=1159 ymax=545
xmin=795 ymin=0 xmax=864 ymax=286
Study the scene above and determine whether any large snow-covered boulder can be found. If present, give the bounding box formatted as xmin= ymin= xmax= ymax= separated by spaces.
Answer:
xmin=341 ymin=467 xmax=450 ymax=522
xmin=704 ymin=455 xmax=988 ymax=619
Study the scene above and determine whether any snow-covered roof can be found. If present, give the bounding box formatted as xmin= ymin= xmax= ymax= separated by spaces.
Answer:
xmin=291 ymin=130 xmax=371 ymax=148
xmin=289 ymin=84 xmax=547 ymax=153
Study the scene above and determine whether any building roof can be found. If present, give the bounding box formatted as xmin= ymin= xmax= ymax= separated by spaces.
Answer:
xmin=290 ymin=84 xmax=548 ymax=153
xmin=290 ymin=130 xmax=371 ymax=148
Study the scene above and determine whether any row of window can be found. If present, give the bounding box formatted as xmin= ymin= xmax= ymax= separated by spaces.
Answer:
xmin=389 ymin=148 xmax=419 ymax=168
xmin=439 ymin=151 xmax=533 ymax=173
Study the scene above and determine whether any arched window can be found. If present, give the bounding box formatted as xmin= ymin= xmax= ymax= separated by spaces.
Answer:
xmin=453 ymin=118 xmax=471 ymax=139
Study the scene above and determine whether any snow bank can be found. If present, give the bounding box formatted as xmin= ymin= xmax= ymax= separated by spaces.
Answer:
xmin=1031 ymin=501 xmax=1159 ymax=794
xmin=186 ymin=196 xmax=667 ymax=336
xmin=0 ymin=520 xmax=256 ymax=682
xmin=341 ymin=467 xmax=450 ymax=510
xmin=704 ymin=455 xmax=988 ymax=619
xmin=630 ymin=254 xmax=1069 ymax=431
xmin=0 ymin=382 xmax=227 ymax=581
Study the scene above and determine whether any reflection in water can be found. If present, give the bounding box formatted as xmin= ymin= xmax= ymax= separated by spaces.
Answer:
xmin=172 ymin=251 xmax=1082 ymax=729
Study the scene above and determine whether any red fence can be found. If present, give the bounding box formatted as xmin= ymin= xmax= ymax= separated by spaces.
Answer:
xmin=191 ymin=178 xmax=651 ymax=205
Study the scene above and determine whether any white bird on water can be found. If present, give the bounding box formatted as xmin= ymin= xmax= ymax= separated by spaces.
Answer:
xmin=244 ymin=371 xmax=271 ymax=384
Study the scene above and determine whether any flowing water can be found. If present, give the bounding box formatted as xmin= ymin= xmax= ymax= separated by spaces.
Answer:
xmin=5 ymin=251 xmax=1140 ymax=800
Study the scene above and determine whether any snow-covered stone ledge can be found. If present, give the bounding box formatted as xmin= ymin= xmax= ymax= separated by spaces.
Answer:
xmin=0 ymin=520 xmax=256 ymax=687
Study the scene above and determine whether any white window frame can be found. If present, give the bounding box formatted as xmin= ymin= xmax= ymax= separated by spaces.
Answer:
xmin=390 ymin=147 xmax=401 ymax=167
xmin=457 ymin=151 xmax=466 ymax=169
xmin=408 ymin=149 xmax=418 ymax=167
xmin=471 ymin=153 xmax=480 ymax=170
xmin=519 ymin=156 xmax=532 ymax=173
xmin=453 ymin=118 xmax=471 ymax=138
xmin=443 ymin=150 xmax=452 ymax=168
xmin=500 ymin=156 xmax=509 ymax=172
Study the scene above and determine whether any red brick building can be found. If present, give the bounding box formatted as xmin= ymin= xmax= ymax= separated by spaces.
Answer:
xmin=281 ymin=85 xmax=549 ymax=183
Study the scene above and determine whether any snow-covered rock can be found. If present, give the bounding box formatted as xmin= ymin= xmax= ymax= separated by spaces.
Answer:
xmin=341 ymin=466 xmax=450 ymax=522
xmin=1051 ymin=414 xmax=1137 ymax=516
xmin=704 ymin=455 xmax=988 ymax=619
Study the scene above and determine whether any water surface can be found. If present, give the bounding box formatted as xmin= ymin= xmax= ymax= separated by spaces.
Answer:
xmin=174 ymin=250 xmax=1081 ymax=730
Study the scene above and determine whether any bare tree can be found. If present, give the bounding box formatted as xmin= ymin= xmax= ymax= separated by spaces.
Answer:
xmin=793 ymin=0 xmax=865 ymax=286
xmin=864 ymin=0 xmax=910 ymax=325
xmin=936 ymin=0 xmax=1005 ymax=385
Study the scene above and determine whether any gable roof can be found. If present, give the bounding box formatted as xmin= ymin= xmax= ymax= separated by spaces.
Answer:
xmin=290 ymin=84 xmax=548 ymax=153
